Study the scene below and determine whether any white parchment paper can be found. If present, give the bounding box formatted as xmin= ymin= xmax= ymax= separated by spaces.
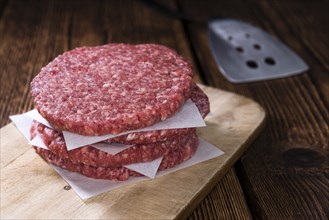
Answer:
xmin=124 ymin=156 xmax=163 ymax=179
xmin=51 ymin=138 xmax=224 ymax=199
xmin=24 ymin=99 xmax=206 ymax=150
xmin=63 ymin=99 xmax=205 ymax=149
xmin=29 ymin=134 xmax=48 ymax=149
xmin=9 ymin=112 xmax=34 ymax=141
xmin=90 ymin=142 xmax=133 ymax=155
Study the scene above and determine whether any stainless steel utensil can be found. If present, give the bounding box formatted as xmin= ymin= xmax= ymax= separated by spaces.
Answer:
xmin=208 ymin=19 xmax=309 ymax=83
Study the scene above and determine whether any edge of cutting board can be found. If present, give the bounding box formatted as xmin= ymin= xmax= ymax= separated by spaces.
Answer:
xmin=0 ymin=85 xmax=266 ymax=220
xmin=176 ymin=84 xmax=266 ymax=219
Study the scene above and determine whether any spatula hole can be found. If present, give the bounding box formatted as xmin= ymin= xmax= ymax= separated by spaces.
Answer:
xmin=236 ymin=47 xmax=244 ymax=53
xmin=253 ymin=44 xmax=261 ymax=50
xmin=245 ymin=33 xmax=250 ymax=38
xmin=264 ymin=57 xmax=276 ymax=65
xmin=228 ymin=36 xmax=233 ymax=41
xmin=246 ymin=60 xmax=258 ymax=69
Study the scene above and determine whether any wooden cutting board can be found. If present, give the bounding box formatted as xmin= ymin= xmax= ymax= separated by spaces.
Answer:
xmin=0 ymin=85 xmax=265 ymax=220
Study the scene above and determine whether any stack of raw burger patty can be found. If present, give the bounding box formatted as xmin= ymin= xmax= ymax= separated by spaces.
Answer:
xmin=30 ymin=44 xmax=210 ymax=181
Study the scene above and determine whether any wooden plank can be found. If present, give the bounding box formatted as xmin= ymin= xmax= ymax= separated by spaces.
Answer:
xmin=0 ymin=0 xmax=7 ymax=19
xmin=0 ymin=0 xmax=70 ymax=127
xmin=189 ymin=168 xmax=252 ymax=220
xmin=257 ymin=0 xmax=329 ymax=106
xmin=0 ymin=85 xmax=265 ymax=219
xmin=178 ymin=0 xmax=329 ymax=218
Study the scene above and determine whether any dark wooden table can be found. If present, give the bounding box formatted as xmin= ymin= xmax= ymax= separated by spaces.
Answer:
xmin=1 ymin=0 xmax=328 ymax=219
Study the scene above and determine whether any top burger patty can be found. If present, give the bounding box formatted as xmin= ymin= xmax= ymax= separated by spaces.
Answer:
xmin=31 ymin=44 xmax=193 ymax=136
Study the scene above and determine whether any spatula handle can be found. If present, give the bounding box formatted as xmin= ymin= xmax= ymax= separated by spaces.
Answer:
xmin=138 ymin=0 xmax=225 ymax=23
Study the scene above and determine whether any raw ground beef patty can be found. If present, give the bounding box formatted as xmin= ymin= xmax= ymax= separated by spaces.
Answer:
xmin=31 ymin=120 xmax=197 ymax=168
xmin=31 ymin=83 xmax=209 ymax=146
xmin=31 ymin=44 xmax=193 ymax=136
xmin=33 ymin=133 xmax=198 ymax=181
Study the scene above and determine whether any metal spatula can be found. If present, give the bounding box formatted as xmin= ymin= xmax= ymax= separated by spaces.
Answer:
xmin=140 ymin=0 xmax=309 ymax=83
xmin=208 ymin=19 xmax=309 ymax=83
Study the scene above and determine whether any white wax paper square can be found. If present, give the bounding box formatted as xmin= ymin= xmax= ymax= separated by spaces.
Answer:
xmin=9 ymin=112 xmax=34 ymax=141
xmin=62 ymin=99 xmax=206 ymax=150
xmin=29 ymin=134 xmax=48 ymax=149
xmin=90 ymin=142 xmax=133 ymax=155
xmin=24 ymin=109 xmax=53 ymax=128
xmin=23 ymin=100 xmax=206 ymax=150
xmin=124 ymin=157 xmax=163 ymax=179
xmin=50 ymin=138 xmax=224 ymax=199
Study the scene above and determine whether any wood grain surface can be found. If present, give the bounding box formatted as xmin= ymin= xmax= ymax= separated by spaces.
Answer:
xmin=178 ymin=0 xmax=329 ymax=219
xmin=1 ymin=86 xmax=265 ymax=219
xmin=0 ymin=0 xmax=328 ymax=219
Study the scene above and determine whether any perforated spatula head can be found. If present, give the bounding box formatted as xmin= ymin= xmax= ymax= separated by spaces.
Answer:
xmin=208 ymin=19 xmax=309 ymax=83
